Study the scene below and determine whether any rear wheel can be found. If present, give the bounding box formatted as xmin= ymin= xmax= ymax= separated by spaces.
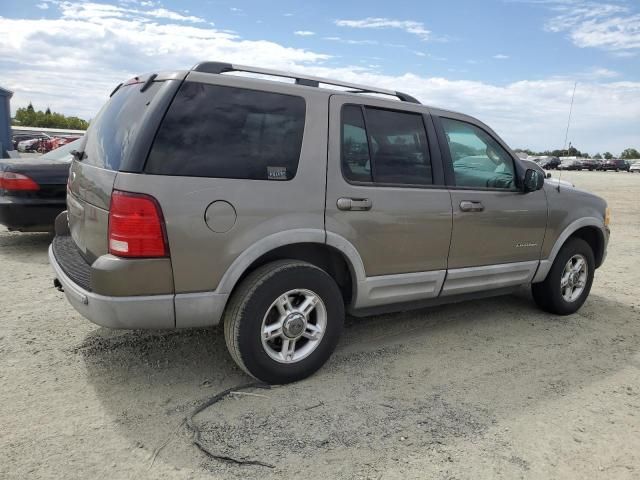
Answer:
xmin=532 ymin=238 xmax=595 ymax=315
xmin=224 ymin=260 xmax=344 ymax=384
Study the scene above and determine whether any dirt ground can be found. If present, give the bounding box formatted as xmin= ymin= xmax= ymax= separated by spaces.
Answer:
xmin=1 ymin=171 xmax=639 ymax=480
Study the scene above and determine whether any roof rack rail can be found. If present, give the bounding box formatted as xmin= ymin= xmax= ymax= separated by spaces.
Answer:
xmin=191 ymin=61 xmax=420 ymax=104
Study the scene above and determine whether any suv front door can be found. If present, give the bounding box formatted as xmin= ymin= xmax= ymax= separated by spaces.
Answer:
xmin=326 ymin=95 xmax=453 ymax=309
xmin=433 ymin=112 xmax=547 ymax=296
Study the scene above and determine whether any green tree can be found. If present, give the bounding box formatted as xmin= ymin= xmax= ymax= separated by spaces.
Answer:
xmin=603 ymin=152 xmax=613 ymax=159
xmin=593 ymin=153 xmax=602 ymax=159
xmin=11 ymin=104 xmax=88 ymax=130
xmin=620 ymin=148 xmax=640 ymax=160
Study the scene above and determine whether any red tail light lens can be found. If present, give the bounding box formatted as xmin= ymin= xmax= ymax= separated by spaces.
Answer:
xmin=0 ymin=172 xmax=40 ymax=191
xmin=108 ymin=190 xmax=168 ymax=258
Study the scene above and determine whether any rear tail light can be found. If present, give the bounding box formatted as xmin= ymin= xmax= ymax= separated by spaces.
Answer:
xmin=0 ymin=172 xmax=40 ymax=191
xmin=108 ymin=190 xmax=169 ymax=258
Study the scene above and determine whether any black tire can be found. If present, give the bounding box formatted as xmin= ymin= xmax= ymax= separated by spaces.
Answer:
xmin=223 ymin=260 xmax=344 ymax=384
xmin=532 ymin=237 xmax=595 ymax=315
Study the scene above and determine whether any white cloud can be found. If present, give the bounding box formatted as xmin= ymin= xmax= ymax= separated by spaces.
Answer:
xmin=323 ymin=36 xmax=378 ymax=45
xmin=36 ymin=2 xmax=49 ymax=9
xmin=544 ymin=1 xmax=640 ymax=52
xmin=0 ymin=1 xmax=329 ymax=116
xmin=301 ymin=67 xmax=639 ymax=153
xmin=294 ymin=30 xmax=315 ymax=36
xmin=493 ymin=54 xmax=509 ymax=60
xmin=587 ymin=67 xmax=619 ymax=79
xmin=144 ymin=8 xmax=204 ymax=23
xmin=1 ymin=1 xmax=638 ymax=153
xmin=335 ymin=17 xmax=431 ymax=41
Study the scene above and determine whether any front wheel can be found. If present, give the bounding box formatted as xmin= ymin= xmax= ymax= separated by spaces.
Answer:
xmin=532 ymin=238 xmax=595 ymax=315
xmin=224 ymin=260 xmax=344 ymax=384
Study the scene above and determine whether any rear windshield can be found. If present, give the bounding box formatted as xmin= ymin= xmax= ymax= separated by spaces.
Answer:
xmin=82 ymin=82 xmax=163 ymax=171
xmin=145 ymin=82 xmax=306 ymax=180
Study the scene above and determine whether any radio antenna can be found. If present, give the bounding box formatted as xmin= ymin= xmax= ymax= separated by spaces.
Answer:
xmin=558 ymin=81 xmax=577 ymax=192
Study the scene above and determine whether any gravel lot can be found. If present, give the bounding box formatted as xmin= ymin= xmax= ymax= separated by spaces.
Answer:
xmin=1 ymin=171 xmax=639 ymax=480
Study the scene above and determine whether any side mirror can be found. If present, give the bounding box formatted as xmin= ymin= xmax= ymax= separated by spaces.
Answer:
xmin=523 ymin=168 xmax=544 ymax=192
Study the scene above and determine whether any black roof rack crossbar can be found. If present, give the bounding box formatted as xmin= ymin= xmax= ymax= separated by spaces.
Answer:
xmin=191 ymin=61 xmax=420 ymax=104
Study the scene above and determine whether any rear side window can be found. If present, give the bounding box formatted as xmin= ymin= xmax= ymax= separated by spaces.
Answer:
xmin=146 ymin=82 xmax=306 ymax=180
xmin=83 ymin=82 xmax=163 ymax=171
xmin=341 ymin=105 xmax=372 ymax=182
xmin=341 ymin=105 xmax=432 ymax=185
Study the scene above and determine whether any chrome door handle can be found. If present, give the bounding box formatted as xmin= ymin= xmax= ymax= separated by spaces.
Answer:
xmin=459 ymin=200 xmax=484 ymax=212
xmin=337 ymin=197 xmax=373 ymax=211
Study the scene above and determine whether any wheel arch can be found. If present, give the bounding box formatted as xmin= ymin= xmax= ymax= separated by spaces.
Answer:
xmin=570 ymin=226 xmax=605 ymax=268
xmin=533 ymin=217 xmax=607 ymax=283
xmin=216 ymin=229 xmax=365 ymax=308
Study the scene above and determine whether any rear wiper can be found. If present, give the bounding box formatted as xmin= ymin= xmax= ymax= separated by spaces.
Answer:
xmin=70 ymin=150 xmax=86 ymax=161
xmin=140 ymin=73 xmax=157 ymax=92
xmin=109 ymin=83 xmax=123 ymax=97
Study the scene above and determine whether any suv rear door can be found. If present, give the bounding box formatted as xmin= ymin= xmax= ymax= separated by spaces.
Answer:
xmin=326 ymin=95 xmax=452 ymax=309
xmin=432 ymin=111 xmax=547 ymax=296
xmin=67 ymin=73 xmax=184 ymax=262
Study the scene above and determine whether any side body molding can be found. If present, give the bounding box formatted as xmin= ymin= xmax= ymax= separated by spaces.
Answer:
xmin=326 ymin=232 xmax=445 ymax=309
xmin=532 ymin=216 xmax=607 ymax=283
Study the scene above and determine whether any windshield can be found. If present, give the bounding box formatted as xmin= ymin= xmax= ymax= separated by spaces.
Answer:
xmin=39 ymin=138 xmax=83 ymax=163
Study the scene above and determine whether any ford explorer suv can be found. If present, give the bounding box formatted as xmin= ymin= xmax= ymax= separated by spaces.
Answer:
xmin=50 ymin=62 xmax=610 ymax=384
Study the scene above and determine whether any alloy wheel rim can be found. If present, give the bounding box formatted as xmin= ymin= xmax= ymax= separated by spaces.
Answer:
xmin=260 ymin=288 xmax=327 ymax=364
xmin=560 ymin=254 xmax=588 ymax=302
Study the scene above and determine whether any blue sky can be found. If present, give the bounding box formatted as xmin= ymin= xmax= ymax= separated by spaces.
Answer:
xmin=1 ymin=0 xmax=639 ymax=153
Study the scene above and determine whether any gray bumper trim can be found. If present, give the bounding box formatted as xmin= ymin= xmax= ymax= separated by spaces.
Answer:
xmin=174 ymin=291 xmax=229 ymax=328
xmin=49 ymin=245 xmax=175 ymax=329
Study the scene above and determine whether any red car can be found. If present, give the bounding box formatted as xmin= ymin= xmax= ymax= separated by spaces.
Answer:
xmin=31 ymin=136 xmax=82 ymax=154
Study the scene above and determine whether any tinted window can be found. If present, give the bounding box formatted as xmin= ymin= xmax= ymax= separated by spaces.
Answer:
xmin=341 ymin=105 xmax=372 ymax=182
xmin=341 ymin=105 xmax=432 ymax=185
xmin=440 ymin=118 xmax=516 ymax=190
xmin=146 ymin=83 xmax=305 ymax=180
xmin=83 ymin=82 xmax=163 ymax=171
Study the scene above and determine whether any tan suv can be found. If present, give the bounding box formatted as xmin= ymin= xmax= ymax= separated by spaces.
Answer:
xmin=50 ymin=62 xmax=610 ymax=384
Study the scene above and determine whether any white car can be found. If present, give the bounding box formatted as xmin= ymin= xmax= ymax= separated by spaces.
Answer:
xmin=630 ymin=162 xmax=640 ymax=173
xmin=17 ymin=135 xmax=51 ymax=152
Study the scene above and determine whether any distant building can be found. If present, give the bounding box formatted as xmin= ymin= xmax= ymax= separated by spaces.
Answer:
xmin=0 ymin=87 xmax=13 ymax=158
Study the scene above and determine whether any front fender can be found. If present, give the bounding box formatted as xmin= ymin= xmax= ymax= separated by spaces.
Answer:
xmin=533 ymin=217 xmax=608 ymax=283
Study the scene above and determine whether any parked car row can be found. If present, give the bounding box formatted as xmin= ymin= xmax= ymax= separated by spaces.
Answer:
xmin=13 ymin=134 xmax=81 ymax=154
xmin=556 ymin=158 xmax=633 ymax=172
xmin=523 ymin=154 xmax=638 ymax=172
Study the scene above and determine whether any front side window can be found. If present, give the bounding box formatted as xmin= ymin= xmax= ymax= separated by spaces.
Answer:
xmin=146 ymin=82 xmax=305 ymax=180
xmin=341 ymin=105 xmax=432 ymax=185
xmin=440 ymin=118 xmax=516 ymax=190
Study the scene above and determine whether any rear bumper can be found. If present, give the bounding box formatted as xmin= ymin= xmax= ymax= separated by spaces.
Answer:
xmin=0 ymin=197 xmax=64 ymax=231
xmin=49 ymin=239 xmax=230 ymax=329
xmin=49 ymin=244 xmax=176 ymax=329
